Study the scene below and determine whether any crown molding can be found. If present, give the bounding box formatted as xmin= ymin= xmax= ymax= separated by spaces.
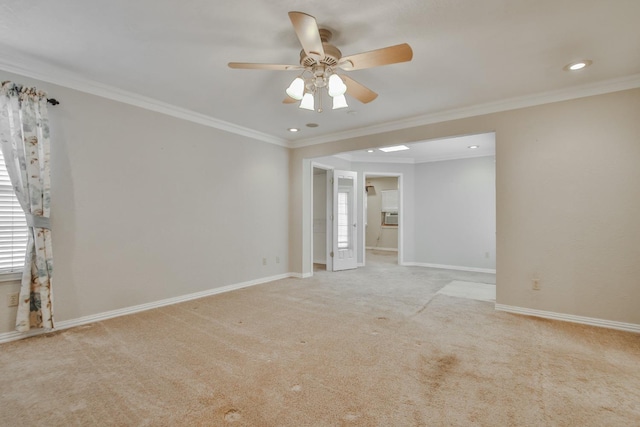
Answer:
xmin=2 ymin=51 xmax=638 ymax=151
xmin=351 ymin=156 xmax=415 ymax=164
xmin=0 ymin=56 xmax=289 ymax=148
xmin=331 ymin=153 xmax=353 ymax=161
xmin=412 ymin=152 xmax=495 ymax=164
xmin=292 ymin=73 xmax=640 ymax=148
xmin=349 ymin=152 xmax=495 ymax=165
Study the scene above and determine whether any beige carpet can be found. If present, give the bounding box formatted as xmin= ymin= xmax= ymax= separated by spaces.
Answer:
xmin=1 ymin=251 xmax=639 ymax=426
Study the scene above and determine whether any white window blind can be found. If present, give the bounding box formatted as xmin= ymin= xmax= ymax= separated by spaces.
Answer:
xmin=381 ymin=190 xmax=398 ymax=213
xmin=0 ymin=149 xmax=27 ymax=273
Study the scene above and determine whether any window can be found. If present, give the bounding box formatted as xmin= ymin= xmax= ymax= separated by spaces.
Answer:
xmin=381 ymin=190 xmax=398 ymax=213
xmin=0 ymin=149 xmax=27 ymax=273
xmin=337 ymin=192 xmax=349 ymax=249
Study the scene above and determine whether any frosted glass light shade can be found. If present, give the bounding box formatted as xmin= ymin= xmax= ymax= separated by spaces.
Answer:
xmin=332 ymin=94 xmax=348 ymax=109
xmin=328 ymin=74 xmax=347 ymax=97
xmin=299 ymin=92 xmax=315 ymax=110
xmin=286 ymin=77 xmax=305 ymax=100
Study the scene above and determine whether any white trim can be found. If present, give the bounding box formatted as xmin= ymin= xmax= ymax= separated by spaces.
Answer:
xmin=0 ymin=58 xmax=288 ymax=147
xmin=412 ymin=152 xmax=495 ymax=164
xmin=495 ymin=304 xmax=640 ymax=334
xmin=293 ymin=73 xmax=640 ymax=148
xmin=0 ymin=272 xmax=21 ymax=283
xmin=350 ymin=152 xmax=494 ymax=165
xmin=290 ymin=272 xmax=313 ymax=279
xmin=402 ymin=261 xmax=496 ymax=274
xmin=0 ymin=273 xmax=299 ymax=344
xmin=365 ymin=247 xmax=398 ymax=252
xmin=357 ymin=262 xmax=365 ymax=267
xmin=309 ymin=161 xmax=334 ymax=276
xmin=354 ymin=156 xmax=415 ymax=165
xmin=332 ymin=153 xmax=353 ymax=162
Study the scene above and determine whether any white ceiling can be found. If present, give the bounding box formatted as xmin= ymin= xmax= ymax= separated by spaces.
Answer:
xmin=0 ymin=1 xmax=639 ymax=146
xmin=338 ymin=132 xmax=495 ymax=164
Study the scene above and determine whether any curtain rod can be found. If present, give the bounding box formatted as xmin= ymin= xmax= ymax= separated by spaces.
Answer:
xmin=47 ymin=98 xmax=60 ymax=106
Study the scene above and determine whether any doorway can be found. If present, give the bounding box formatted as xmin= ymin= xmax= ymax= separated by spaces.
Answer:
xmin=363 ymin=173 xmax=401 ymax=266
xmin=311 ymin=163 xmax=359 ymax=273
xmin=305 ymin=132 xmax=495 ymax=278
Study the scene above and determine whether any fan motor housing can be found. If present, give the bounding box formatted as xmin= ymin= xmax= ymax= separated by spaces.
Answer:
xmin=299 ymin=29 xmax=342 ymax=68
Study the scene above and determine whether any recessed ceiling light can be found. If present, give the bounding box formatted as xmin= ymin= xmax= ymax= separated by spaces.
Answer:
xmin=379 ymin=145 xmax=409 ymax=153
xmin=563 ymin=60 xmax=592 ymax=71
xmin=288 ymin=128 xmax=299 ymax=132
xmin=367 ymin=149 xmax=374 ymax=153
xmin=306 ymin=123 xmax=319 ymax=128
xmin=468 ymin=145 xmax=479 ymax=149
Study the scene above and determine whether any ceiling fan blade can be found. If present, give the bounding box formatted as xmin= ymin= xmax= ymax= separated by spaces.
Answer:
xmin=228 ymin=62 xmax=303 ymax=71
xmin=283 ymin=96 xmax=297 ymax=104
xmin=339 ymin=43 xmax=413 ymax=71
xmin=341 ymin=75 xmax=378 ymax=104
xmin=288 ymin=11 xmax=325 ymax=60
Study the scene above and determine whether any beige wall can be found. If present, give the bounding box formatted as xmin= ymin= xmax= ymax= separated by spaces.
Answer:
xmin=0 ymin=71 xmax=290 ymax=333
xmin=290 ymin=89 xmax=640 ymax=325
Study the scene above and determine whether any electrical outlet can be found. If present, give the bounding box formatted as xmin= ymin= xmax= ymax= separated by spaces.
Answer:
xmin=7 ymin=292 xmax=19 ymax=307
xmin=276 ymin=256 xmax=280 ymax=264
xmin=262 ymin=258 xmax=267 ymax=266
xmin=532 ymin=279 xmax=541 ymax=290
xmin=485 ymin=252 xmax=490 ymax=259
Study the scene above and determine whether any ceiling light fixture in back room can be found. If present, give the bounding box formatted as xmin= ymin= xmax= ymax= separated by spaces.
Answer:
xmin=228 ymin=11 xmax=413 ymax=113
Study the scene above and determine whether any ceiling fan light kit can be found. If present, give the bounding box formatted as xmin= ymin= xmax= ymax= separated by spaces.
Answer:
xmin=332 ymin=94 xmax=348 ymax=110
xmin=285 ymin=77 xmax=305 ymax=100
xmin=299 ymin=92 xmax=315 ymax=111
xmin=228 ymin=11 xmax=413 ymax=113
xmin=327 ymin=74 xmax=347 ymax=97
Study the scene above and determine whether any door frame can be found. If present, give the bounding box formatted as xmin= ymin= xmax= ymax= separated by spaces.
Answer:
xmin=361 ymin=172 xmax=403 ymax=267
xmin=309 ymin=161 xmax=334 ymax=277
xmin=332 ymin=169 xmax=358 ymax=271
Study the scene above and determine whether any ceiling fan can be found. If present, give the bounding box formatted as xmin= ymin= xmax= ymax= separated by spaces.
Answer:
xmin=228 ymin=11 xmax=413 ymax=112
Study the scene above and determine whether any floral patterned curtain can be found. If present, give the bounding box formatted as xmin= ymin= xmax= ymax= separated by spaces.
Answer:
xmin=0 ymin=81 xmax=54 ymax=332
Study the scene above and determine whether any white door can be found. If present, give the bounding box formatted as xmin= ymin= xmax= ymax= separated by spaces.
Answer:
xmin=332 ymin=169 xmax=358 ymax=271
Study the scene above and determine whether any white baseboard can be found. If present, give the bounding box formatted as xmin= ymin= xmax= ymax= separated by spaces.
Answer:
xmin=290 ymin=272 xmax=313 ymax=279
xmin=365 ymin=247 xmax=398 ymax=252
xmin=495 ymin=304 xmax=640 ymax=334
xmin=0 ymin=272 xmax=297 ymax=344
xmin=402 ymin=262 xmax=496 ymax=274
